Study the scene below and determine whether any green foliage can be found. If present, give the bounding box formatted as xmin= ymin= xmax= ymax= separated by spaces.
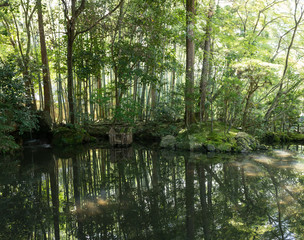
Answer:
xmin=114 ymin=98 xmax=141 ymax=125
xmin=0 ymin=60 xmax=38 ymax=154
xmin=0 ymin=115 xmax=19 ymax=154
xmin=151 ymin=101 xmax=181 ymax=122
xmin=91 ymin=86 xmax=113 ymax=107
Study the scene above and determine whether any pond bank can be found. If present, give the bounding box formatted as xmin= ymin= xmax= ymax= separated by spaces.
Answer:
xmin=6 ymin=120 xmax=304 ymax=155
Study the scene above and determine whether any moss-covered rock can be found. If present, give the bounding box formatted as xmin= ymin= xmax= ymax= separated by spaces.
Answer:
xmin=206 ymin=144 xmax=216 ymax=152
xmin=161 ymin=123 xmax=266 ymax=153
xmin=217 ymin=143 xmax=232 ymax=152
xmin=52 ymin=126 xmax=96 ymax=146
xmin=85 ymin=123 xmax=109 ymax=138
xmin=134 ymin=122 xmax=181 ymax=141
xmin=236 ymin=131 xmax=269 ymax=152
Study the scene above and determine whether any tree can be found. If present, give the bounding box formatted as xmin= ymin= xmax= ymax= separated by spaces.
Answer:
xmin=199 ymin=0 xmax=214 ymax=122
xmin=61 ymin=0 xmax=123 ymax=124
xmin=185 ymin=0 xmax=196 ymax=126
xmin=264 ymin=0 xmax=304 ymax=122
xmin=37 ymin=0 xmax=53 ymax=116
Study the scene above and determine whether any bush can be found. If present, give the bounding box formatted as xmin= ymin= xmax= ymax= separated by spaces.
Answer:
xmin=0 ymin=60 xmax=38 ymax=154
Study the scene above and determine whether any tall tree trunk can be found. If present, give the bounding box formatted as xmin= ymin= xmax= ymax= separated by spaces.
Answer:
xmin=199 ymin=1 xmax=214 ymax=122
xmin=38 ymin=73 xmax=43 ymax=110
xmin=62 ymin=0 xmax=86 ymax=124
xmin=242 ymin=91 xmax=253 ymax=129
xmin=97 ymin=71 xmax=102 ymax=119
xmin=185 ymin=0 xmax=196 ymax=126
xmin=84 ymin=79 xmax=88 ymax=120
xmin=171 ymin=44 xmax=176 ymax=107
xmin=37 ymin=0 xmax=53 ymax=115
xmin=151 ymin=81 xmax=157 ymax=118
xmin=67 ymin=28 xmax=75 ymax=123
xmin=140 ymin=83 xmax=146 ymax=121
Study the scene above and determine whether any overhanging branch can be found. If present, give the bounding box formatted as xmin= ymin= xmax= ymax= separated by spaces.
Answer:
xmin=74 ymin=0 xmax=124 ymax=39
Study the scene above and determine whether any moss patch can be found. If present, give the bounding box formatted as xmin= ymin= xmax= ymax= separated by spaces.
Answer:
xmin=52 ymin=126 xmax=96 ymax=147
xmin=174 ymin=122 xmax=240 ymax=152
xmin=134 ymin=121 xmax=182 ymax=141
xmin=262 ymin=132 xmax=304 ymax=144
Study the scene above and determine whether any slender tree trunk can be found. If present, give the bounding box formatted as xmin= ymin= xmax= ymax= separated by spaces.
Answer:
xmin=242 ymin=92 xmax=253 ymax=129
xmin=89 ymin=75 xmax=94 ymax=120
xmin=102 ymin=68 xmax=107 ymax=119
xmin=77 ymin=76 xmax=82 ymax=123
xmin=199 ymin=1 xmax=214 ymax=122
xmin=133 ymin=64 xmax=139 ymax=122
xmin=37 ymin=0 xmax=53 ymax=115
xmin=185 ymin=0 xmax=196 ymax=126
xmin=67 ymin=29 xmax=75 ymax=123
xmin=84 ymin=79 xmax=88 ymax=120
xmin=151 ymin=82 xmax=157 ymax=118
xmin=140 ymin=83 xmax=146 ymax=121
xmin=97 ymin=71 xmax=102 ymax=119
xmin=171 ymin=44 xmax=176 ymax=107
xmin=38 ymin=73 xmax=43 ymax=110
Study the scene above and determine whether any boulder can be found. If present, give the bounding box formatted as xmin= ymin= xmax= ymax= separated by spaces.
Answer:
xmin=207 ymin=144 xmax=216 ymax=152
xmin=235 ymin=132 xmax=259 ymax=152
xmin=160 ymin=135 xmax=176 ymax=149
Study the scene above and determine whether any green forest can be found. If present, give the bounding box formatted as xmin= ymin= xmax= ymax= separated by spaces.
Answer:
xmin=1 ymin=0 xmax=304 ymax=153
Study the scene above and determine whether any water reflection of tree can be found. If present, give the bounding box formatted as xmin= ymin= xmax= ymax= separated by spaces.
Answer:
xmin=2 ymin=148 xmax=304 ymax=239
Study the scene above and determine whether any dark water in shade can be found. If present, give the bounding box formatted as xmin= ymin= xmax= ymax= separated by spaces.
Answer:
xmin=1 ymin=144 xmax=304 ymax=240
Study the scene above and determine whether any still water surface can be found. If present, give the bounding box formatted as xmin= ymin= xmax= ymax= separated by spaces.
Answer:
xmin=1 ymin=144 xmax=304 ymax=240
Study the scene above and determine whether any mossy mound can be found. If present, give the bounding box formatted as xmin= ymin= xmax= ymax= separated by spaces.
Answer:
xmin=52 ymin=126 xmax=96 ymax=146
xmin=262 ymin=132 xmax=304 ymax=144
xmin=134 ymin=121 xmax=182 ymax=141
xmin=173 ymin=122 xmax=239 ymax=152
xmin=235 ymin=132 xmax=261 ymax=152
xmin=160 ymin=122 xmax=266 ymax=153
xmin=85 ymin=123 xmax=110 ymax=138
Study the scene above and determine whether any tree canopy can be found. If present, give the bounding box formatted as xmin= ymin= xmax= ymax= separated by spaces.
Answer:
xmin=0 ymin=0 xmax=304 ymax=140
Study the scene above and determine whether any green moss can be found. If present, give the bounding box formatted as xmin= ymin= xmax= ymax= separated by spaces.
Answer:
xmin=52 ymin=126 xmax=95 ymax=146
xmin=288 ymin=133 xmax=304 ymax=141
xmin=174 ymin=122 xmax=240 ymax=152
xmin=262 ymin=132 xmax=304 ymax=144
xmin=217 ymin=143 xmax=232 ymax=152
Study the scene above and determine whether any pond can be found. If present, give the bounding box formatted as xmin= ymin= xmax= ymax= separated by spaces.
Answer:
xmin=1 ymin=144 xmax=304 ymax=240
